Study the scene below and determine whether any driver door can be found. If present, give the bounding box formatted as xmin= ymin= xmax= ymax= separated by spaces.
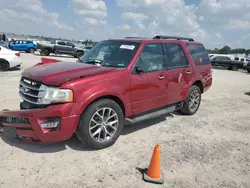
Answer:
xmin=130 ymin=43 xmax=167 ymax=115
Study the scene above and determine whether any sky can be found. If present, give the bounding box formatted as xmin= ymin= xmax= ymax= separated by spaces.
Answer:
xmin=0 ymin=0 xmax=250 ymax=49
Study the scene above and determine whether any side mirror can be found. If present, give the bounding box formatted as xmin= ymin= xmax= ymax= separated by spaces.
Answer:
xmin=134 ymin=66 xmax=145 ymax=74
xmin=72 ymin=45 xmax=75 ymax=48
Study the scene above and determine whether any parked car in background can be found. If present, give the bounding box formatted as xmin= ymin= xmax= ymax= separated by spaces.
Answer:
xmin=0 ymin=41 xmax=9 ymax=48
xmin=37 ymin=40 xmax=85 ymax=58
xmin=209 ymin=54 xmax=234 ymax=60
xmin=0 ymin=35 xmax=212 ymax=149
xmin=234 ymin=57 xmax=250 ymax=68
xmin=0 ymin=46 xmax=22 ymax=71
xmin=9 ymin=40 xmax=37 ymax=53
xmin=210 ymin=55 xmax=244 ymax=71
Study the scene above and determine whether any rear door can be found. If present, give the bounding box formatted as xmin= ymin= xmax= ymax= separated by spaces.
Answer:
xmin=130 ymin=43 xmax=167 ymax=115
xmin=55 ymin=41 xmax=67 ymax=54
xmin=65 ymin=41 xmax=75 ymax=55
xmin=162 ymin=43 xmax=192 ymax=103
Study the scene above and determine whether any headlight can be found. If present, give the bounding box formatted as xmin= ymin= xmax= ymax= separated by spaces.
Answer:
xmin=38 ymin=87 xmax=73 ymax=105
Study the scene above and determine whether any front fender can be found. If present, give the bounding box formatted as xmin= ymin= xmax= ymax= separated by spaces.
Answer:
xmin=76 ymin=84 xmax=132 ymax=117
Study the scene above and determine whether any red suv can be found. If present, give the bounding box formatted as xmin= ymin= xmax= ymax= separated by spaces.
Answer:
xmin=0 ymin=35 xmax=212 ymax=149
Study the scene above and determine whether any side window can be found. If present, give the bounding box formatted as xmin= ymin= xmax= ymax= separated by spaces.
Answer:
xmin=187 ymin=44 xmax=210 ymax=65
xmin=66 ymin=42 xmax=74 ymax=46
xmin=234 ymin=57 xmax=239 ymax=61
xmin=57 ymin=41 xmax=66 ymax=45
xmin=135 ymin=43 xmax=164 ymax=72
xmin=163 ymin=43 xmax=188 ymax=68
xmin=221 ymin=57 xmax=230 ymax=61
xmin=240 ymin=58 xmax=244 ymax=62
xmin=216 ymin=56 xmax=229 ymax=61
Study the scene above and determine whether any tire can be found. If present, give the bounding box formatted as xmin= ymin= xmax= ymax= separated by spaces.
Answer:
xmin=179 ymin=85 xmax=201 ymax=115
xmin=28 ymin=48 xmax=35 ymax=53
xmin=0 ymin=59 xmax=10 ymax=71
xmin=40 ymin=48 xmax=50 ymax=56
xmin=247 ymin=69 xmax=250 ymax=73
xmin=76 ymin=99 xmax=124 ymax=150
xmin=76 ymin=51 xmax=84 ymax=58
xmin=231 ymin=65 xmax=239 ymax=71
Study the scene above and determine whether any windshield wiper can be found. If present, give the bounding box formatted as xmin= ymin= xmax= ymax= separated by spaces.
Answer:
xmin=83 ymin=59 xmax=104 ymax=66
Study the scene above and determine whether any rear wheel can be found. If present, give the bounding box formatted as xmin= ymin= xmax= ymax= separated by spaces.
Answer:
xmin=231 ymin=65 xmax=239 ymax=71
xmin=179 ymin=85 xmax=201 ymax=115
xmin=0 ymin=59 xmax=10 ymax=71
xmin=76 ymin=99 xmax=124 ymax=150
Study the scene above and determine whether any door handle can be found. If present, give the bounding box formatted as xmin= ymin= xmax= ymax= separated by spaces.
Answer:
xmin=186 ymin=70 xmax=192 ymax=75
xmin=158 ymin=75 xmax=165 ymax=80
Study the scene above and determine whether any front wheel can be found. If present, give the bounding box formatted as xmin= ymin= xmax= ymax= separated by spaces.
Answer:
xmin=28 ymin=48 xmax=35 ymax=53
xmin=40 ymin=48 xmax=50 ymax=56
xmin=76 ymin=51 xmax=84 ymax=58
xmin=76 ymin=99 xmax=124 ymax=150
xmin=179 ymin=85 xmax=201 ymax=115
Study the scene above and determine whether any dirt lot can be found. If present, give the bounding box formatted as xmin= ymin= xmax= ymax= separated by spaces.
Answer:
xmin=0 ymin=53 xmax=250 ymax=188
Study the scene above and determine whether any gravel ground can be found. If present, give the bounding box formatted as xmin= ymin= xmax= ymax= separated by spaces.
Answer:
xmin=0 ymin=53 xmax=250 ymax=188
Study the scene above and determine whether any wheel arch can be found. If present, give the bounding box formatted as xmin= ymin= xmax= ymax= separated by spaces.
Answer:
xmin=0 ymin=58 xmax=10 ymax=70
xmin=73 ymin=94 xmax=128 ymax=133
xmin=192 ymin=80 xmax=204 ymax=94
xmin=85 ymin=95 xmax=125 ymax=115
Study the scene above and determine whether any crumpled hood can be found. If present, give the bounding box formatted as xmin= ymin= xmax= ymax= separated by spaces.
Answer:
xmin=22 ymin=61 xmax=116 ymax=86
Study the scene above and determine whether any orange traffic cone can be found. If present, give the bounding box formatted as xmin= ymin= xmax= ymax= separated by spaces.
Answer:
xmin=143 ymin=144 xmax=164 ymax=184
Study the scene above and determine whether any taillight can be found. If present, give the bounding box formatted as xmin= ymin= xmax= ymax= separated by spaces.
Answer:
xmin=15 ymin=52 xmax=20 ymax=57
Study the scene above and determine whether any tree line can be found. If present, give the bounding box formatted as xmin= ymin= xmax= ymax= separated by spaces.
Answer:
xmin=207 ymin=45 xmax=250 ymax=55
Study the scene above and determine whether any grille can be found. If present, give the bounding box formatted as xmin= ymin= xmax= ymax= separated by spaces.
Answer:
xmin=0 ymin=116 xmax=30 ymax=124
xmin=19 ymin=77 xmax=47 ymax=104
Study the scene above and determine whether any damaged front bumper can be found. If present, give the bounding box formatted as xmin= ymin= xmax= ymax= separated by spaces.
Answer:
xmin=0 ymin=102 xmax=81 ymax=144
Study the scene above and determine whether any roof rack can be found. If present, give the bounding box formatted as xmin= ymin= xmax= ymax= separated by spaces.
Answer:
xmin=153 ymin=35 xmax=194 ymax=41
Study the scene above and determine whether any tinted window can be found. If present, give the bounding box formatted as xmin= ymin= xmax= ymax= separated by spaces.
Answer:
xmin=57 ymin=41 xmax=65 ymax=45
xmin=187 ymin=44 xmax=210 ymax=65
xmin=217 ymin=56 xmax=230 ymax=61
xmin=135 ymin=44 xmax=164 ymax=72
xmin=240 ymin=58 xmax=244 ymax=62
xmin=234 ymin=57 xmax=239 ymax=61
xmin=163 ymin=43 xmax=188 ymax=68
xmin=66 ymin=42 xmax=74 ymax=46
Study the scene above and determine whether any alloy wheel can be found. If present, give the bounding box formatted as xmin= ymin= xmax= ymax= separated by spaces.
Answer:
xmin=89 ymin=107 xmax=119 ymax=142
xmin=189 ymin=89 xmax=200 ymax=112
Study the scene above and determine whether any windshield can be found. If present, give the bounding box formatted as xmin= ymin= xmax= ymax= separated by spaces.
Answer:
xmin=79 ymin=40 xmax=140 ymax=68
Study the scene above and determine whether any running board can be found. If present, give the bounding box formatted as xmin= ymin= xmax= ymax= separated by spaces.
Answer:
xmin=125 ymin=102 xmax=183 ymax=124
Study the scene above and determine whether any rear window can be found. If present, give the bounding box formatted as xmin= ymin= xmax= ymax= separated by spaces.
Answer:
xmin=187 ymin=44 xmax=210 ymax=65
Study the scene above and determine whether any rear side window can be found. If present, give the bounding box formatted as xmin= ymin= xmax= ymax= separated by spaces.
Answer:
xmin=163 ymin=43 xmax=188 ymax=69
xmin=234 ymin=57 xmax=239 ymax=61
xmin=187 ymin=44 xmax=210 ymax=65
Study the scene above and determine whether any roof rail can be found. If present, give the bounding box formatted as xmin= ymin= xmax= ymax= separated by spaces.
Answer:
xmin=153 ymin=35 xmax=194 ymax=41
xmin=125 ymin=37 xmax=147 ymax=39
